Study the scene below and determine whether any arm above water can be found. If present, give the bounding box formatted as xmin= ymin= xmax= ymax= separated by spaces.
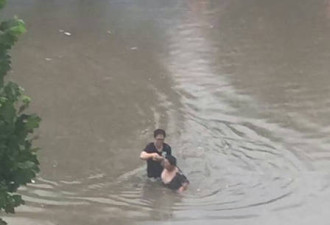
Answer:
xmin=140 ymin=143 xmax=164 ymax=161
xmin=177 ymin=182 xmax=189 ymax=193
xmin=140 ymin=151 xmax=158 ymax=160
xmin=140 ymin=143 xmax=156 ymax=160
xmin=177 ymin=173 xmax=189 ymax=193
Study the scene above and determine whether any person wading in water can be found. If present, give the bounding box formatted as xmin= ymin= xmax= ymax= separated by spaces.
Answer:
xmin=161 ymin=155 xmax=189 ymax=192
xmin=140 ymin=129 xmax=172 ymax=179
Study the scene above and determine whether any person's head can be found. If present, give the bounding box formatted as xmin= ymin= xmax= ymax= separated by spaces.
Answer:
xmin=164 ymin=155 xmax=176 ymax=171
xmin=154 ymin=129 xmax=166 ymax=147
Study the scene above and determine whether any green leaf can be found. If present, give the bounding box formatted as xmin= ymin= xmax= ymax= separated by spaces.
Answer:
xmin=9 ymin=19 xmax=26 ymax=36
xmin=0 ymin=218 xmax=7 ymax=225
xmin=11 ymin=194 xmax=24 ymax=206
xmin=30 ymin=147 xmax=40 ymax=153
xmin=18 ymin=95 xmax=31 ymax=113
xmin=21 ymin=95 xmax=31 ymax=105
xmin=0 ymin=97 xmax=6 ymax=103
xmin=0 ymin=54 xmax=12 ymax=82
xmin=0 ymin=100 xmax=15 ymax=123
xmin=4 ymin=205 xmax=14 ymax=213
xmin=24 ymin=114 xmax=41 ymax=130
xmin=0 ymin=97 xmax=6 ymax=107
xmin=3 ymin=82 xmax=21 ymax=102
xmin=17 ymin=161 xmax=35 ymax=170
xmin=0 ymin=0 xmax=6 ymax=10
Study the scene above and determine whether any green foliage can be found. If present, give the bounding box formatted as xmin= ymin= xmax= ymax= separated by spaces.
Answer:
xmin=0 ymin=0 xmax=41 ymax=223
xmin=0 ymin=218 xmax=7 ymax=225
xmin=0 ymin=0 xmax=6 ymax=11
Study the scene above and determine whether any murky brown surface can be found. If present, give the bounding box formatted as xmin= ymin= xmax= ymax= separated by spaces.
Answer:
xmin=2 ymin=0 xmax=330 ymax=224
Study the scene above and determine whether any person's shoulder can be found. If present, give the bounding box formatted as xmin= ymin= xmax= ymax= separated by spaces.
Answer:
xmin=146 ymin=142 xmax=154 ymax=148
xmin=144 ymin=142 xmax=155 ymax=152
xmin=163 ymin=143 xmax=171 ymax=149
xmin=163 ymin=143 xmax=171 ymax=153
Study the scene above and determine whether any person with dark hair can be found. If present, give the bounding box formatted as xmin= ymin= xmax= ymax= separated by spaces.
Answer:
xmin=161 ymin=155 xmax=189 ymax=192
xmin=140 ymin=129 xmax=172 ymax=178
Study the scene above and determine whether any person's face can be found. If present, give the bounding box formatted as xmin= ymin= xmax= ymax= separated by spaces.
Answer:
xmin=154 ymin=134 xmax=165 ymax=147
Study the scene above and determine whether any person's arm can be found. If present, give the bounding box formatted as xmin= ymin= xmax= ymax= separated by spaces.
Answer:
xmin=160 ymin=157 xmax=165 ymax=167
xmin=167 ymin=145 xmax=172 ymax=156
xmin=140 ymin=143 xmax=163 ymax=161
xmin=177 ymin=182 xmax=189 ymax=193
xmin=177 ymin=173 xmax=189 ymax=193
xmin=140 ymin=151 xmax=159 ymax=160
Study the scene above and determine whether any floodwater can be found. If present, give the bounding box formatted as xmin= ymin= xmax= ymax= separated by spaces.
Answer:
xmin=2 ymin=0 xmax=330 ymax=224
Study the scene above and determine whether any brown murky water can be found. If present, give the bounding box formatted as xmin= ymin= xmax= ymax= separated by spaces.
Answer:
xmin=2 ymin=0 xmax=330 ymax=224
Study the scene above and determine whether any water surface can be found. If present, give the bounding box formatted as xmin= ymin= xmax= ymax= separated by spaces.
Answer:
xmin=2 ymin=0 xmax=330 ymax=224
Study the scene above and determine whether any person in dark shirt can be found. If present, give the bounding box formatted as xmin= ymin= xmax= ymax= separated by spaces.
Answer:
xmin=161 ymin=155 xmax=189 ymax=192
xmin=140 ymin=129 xmax=172 ymax=178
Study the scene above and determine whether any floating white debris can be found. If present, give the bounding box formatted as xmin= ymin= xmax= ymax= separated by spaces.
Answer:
xmin=45 ymin=58 xmax=52 ymax=61
xmin=107 ymin=30 xmax=112 ymax=34
xmin=130 ymin=47 xmax=138 ymax=50
xmin=141 ymin=129 xmax=148 ymax=134
xmin=31 ymin=179 xmax=36 ymax=184
xmin=64 ymin=32 xmax=72 ymax=36
xmin=52 ymin=161 xmax=58 ymax=168
xmin=59 ymin=29 xmax=64 ymax=33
